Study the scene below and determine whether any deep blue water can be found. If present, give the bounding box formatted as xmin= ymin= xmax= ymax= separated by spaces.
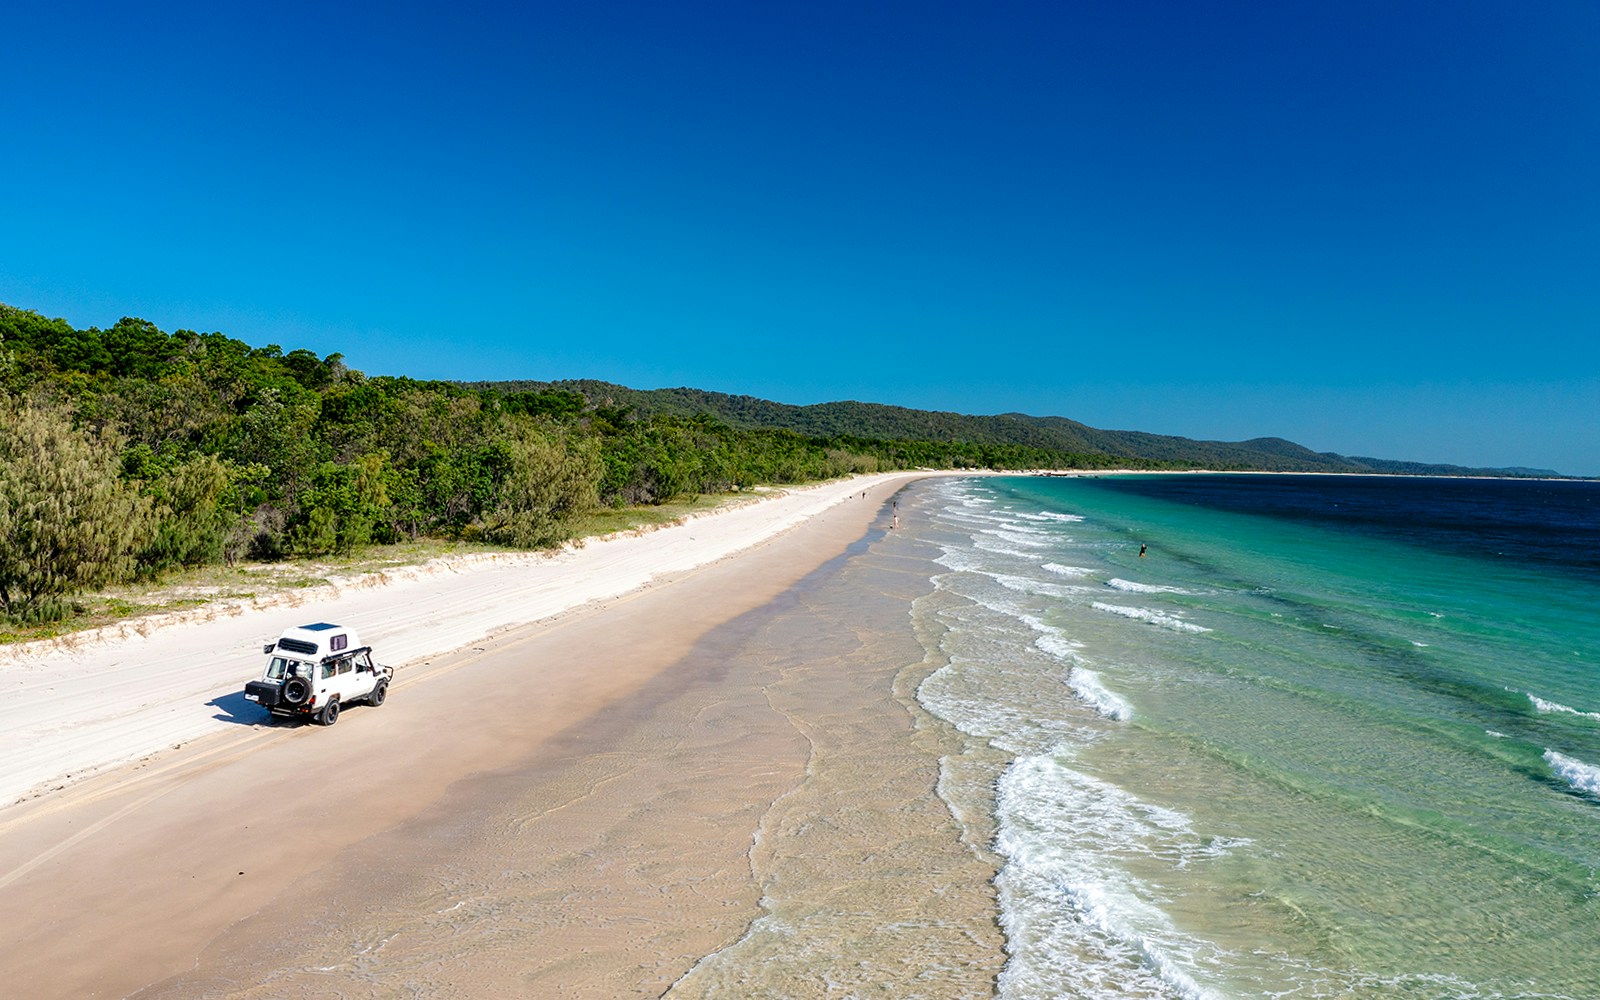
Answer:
xmin=1076 ymin=474 xmax=1600 ymax=577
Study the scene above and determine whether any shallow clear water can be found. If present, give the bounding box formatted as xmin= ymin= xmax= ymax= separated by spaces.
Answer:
xmin=904 ymin=474 xmax=1600 ymax=999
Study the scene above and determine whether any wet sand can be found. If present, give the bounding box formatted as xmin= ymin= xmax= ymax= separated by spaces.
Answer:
xmin=0 ymin=478 xmax=1002 ymax=997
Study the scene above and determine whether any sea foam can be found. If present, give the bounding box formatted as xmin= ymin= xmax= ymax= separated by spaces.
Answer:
xmin=1092 ymin=602 xmax=1211 ymax=634
xmin=1528 ymin=694 xmax=1600 ymax=723
xmin=1068 ymin=668 xmax=1134 ymax=721
xmin=1544 ymin=750 xmax=1600 ymax=798
xmin=1017 ymin=510 xmax=1086 ymax=523
xmin=1034 ymin=631 xmax=1085 ymax=662
xmin=993 ymin=754 xmax=1237 ymax=1000
xmin=1106 ymin=578 xmax=1192 ymax=595
xmin=980 ymin=526 xmax=1057 ymax=549
xmin=991 ymin=573 xmax=1087 ymax=599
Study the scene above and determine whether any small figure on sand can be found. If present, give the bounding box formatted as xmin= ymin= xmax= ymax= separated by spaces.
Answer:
xmin=892 ymin=513 xmax=900 ymax=530
xmin=1139 ymin=543 xmax=1147 ymax=558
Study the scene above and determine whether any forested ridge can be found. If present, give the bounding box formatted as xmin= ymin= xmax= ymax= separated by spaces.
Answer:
xmin=472 ymin=379 xmax=1551 ymax=478
xmin=0 ymin=305 xmax=1539 ymax=623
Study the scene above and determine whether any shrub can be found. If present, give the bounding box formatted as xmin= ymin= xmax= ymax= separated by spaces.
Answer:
xmin=0 ymin=396 xmax=151 ymax=618
xmin=483 ymin=427 xmax=601 ymax=548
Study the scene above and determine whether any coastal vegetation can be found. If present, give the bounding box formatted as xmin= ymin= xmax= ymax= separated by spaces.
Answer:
xmin=0 ymin=305 xmax=964 ymax=624
xmin=0 ymin=304 xmax=1545 ymax=626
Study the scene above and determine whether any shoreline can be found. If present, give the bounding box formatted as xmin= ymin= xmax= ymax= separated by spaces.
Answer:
xmin=0 ymin=472 xmax=953 ymax=811
xmin=2 ymin=465 xmax=1530 ymax=813
xmin=0 ymin=470 xmax=996 ymax=996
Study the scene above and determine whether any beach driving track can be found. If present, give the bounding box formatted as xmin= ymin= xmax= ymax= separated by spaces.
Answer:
xmin=0 ymin=472 xmax=934 ymax=998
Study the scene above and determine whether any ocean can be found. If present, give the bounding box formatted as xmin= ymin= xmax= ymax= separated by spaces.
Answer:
xmin=902 ymin=473 xmax=1600 ymax=999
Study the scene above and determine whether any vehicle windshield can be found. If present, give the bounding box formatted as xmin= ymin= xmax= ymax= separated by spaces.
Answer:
xmin=264 ymin=657 xmax=311 ymax=680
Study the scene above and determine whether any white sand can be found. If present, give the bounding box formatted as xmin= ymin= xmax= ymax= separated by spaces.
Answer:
xmin=0 ymin=472 xmax=933 ymax=811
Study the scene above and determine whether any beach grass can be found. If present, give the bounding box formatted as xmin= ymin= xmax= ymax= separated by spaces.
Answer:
xmin=565 ymin=491 xmax=751 ymax=538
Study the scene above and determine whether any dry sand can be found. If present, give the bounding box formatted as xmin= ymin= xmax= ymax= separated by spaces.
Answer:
xmin=0 ymin=471 xmax=1005 ymax=997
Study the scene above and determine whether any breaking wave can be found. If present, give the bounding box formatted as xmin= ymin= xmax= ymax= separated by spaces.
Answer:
xmin=1091 ymin=602 xmax=1211 ymax=634
xmin=1528 ymin=694 xmax=1600 ymax=723
xmin=1106 ymin=578 xmax=1192 ymax=595
xmin=1545 ymin=750 xmax=1600 ymax=798
xmin=1068 ymin=668 xmax=1134 ymax=721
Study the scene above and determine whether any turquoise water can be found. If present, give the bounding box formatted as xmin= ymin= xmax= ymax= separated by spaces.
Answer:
xmin=904 ymin=475 xmax=1600 ymax=998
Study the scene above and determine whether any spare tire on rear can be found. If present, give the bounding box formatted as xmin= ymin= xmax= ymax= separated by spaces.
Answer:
xmin=282 ymin=675 xmax=312 ymax=706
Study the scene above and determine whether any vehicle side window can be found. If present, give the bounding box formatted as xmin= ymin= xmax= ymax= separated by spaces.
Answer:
xmin=337 ymin=660 xmax=352 ymax=676
xmin=356 ymin=651 xmax=373 ymax=672
xmin=321 ymin=662 xmax=336 ymax=680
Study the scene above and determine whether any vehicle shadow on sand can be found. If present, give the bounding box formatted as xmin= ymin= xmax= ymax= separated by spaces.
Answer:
xmin=207 ymin=691 xmax=278 ymax=726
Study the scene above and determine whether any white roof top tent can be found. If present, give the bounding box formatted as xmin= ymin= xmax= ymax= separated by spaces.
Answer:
xmin=264 ymin=622 xmax=366 ymax=659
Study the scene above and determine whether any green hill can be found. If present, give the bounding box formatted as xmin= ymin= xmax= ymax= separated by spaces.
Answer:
xmin=468 ymin=379 xmax=1532 ymax=477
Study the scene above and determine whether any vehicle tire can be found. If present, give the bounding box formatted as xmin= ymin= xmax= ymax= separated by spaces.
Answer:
xmin=370 ymin=682 xmax=388 ymax=707
xmin=320 ymin=699 xmax=340 ymax=726
xmin=282 ymin=676 xmax=312 ymax=706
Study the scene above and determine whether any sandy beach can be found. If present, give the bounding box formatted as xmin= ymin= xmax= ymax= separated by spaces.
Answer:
xmin=0 ymin=471 xmax=1005 ymax=997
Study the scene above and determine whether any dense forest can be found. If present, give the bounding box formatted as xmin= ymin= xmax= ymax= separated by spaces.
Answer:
xmin=0 ymin=304 xmax=1538 ymax=623
xmin=0 ymin=305 xmax=1113 ymax=621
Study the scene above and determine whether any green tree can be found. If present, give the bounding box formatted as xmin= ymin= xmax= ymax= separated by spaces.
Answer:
xmin=0 ymin=305 xmax=75 ymax=374
xmin=414 ymin=439 xmax=513 ymax=534
xmin=219 ymin=461 xmax=272 ymax=565
xmin=0 ymin=397 xmax=150 ymax=619
xmin=234 ymin=386 xmax=321 ymax=505
xmin=291 ymin=505 xmax=339 ymax=557
xmin=103 ymin=317 xmax=174 ymax=379
xmin=484 ymin=428 xmax=601 ymax=548
xmin=138 ymin=453 xmax=231 ymax=574
xmin=293 ymin=453 xmax=394 ymax=555
xmin=48 ymin=325 xmax=112 ymax=373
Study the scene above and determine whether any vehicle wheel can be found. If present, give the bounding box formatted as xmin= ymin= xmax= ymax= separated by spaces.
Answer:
xmin=370 ymin=682 xmax=388 ymax=707
xmin=282 ymin=676 xmax=312 ymax=706
xmin=320 ymin=699 xmax=340 ymax=726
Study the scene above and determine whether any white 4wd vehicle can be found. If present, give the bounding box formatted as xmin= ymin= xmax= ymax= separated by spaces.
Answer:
xmin=243 ymin=622 xmax=392 ymax=726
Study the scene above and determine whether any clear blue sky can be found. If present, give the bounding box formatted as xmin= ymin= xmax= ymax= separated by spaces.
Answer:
xmin=4 ymin=1 xmax=1596 ymax=474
